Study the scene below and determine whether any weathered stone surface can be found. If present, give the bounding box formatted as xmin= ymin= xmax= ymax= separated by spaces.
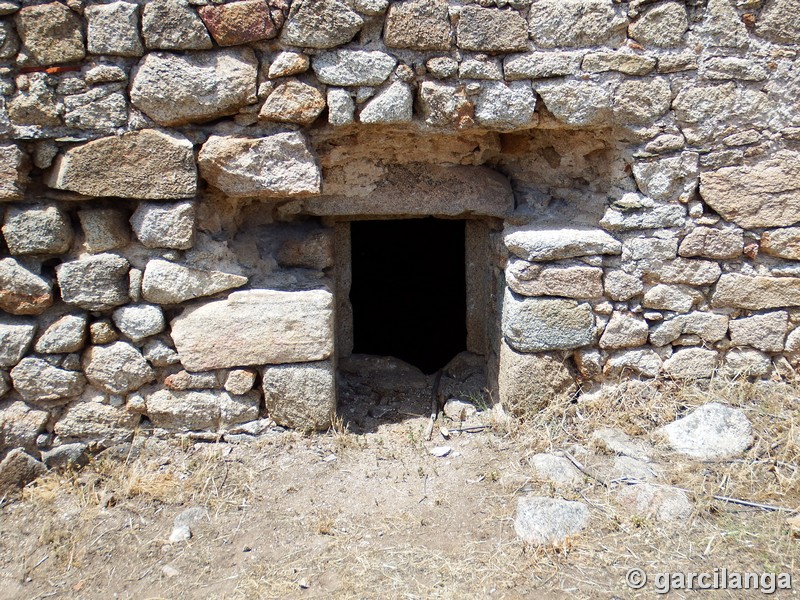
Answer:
xmin=130 ymin=201 xmax=195 ymax=250
xmin=54 ymin=400 xmax=140 ymax=442
xmin=583 ymin=52 xmax=655 ymax=75
xmin=722 ymin=348 xmax=772 ymax=378
xmin=604 ymin=270 xmax=643 ymax=301
xmin=612 ymin=77 xmax=671 ymax=125
xmin=86 ymin=1 xmax=143 ymax=57
xmin=41 ymin=443 xmax=88 ymax=469
xmin=643 ymin=284 xmax=700 ymax=313
xmin=604 ymin=348 xmax=663 ymax=378
xmin=2 ymin=205 xmax=72 ymax=256
xmin=502 ymin=290 xmax=595 ymax=353
xmin=130 ymin=49 xmax=257 ymax=126
xmin=141 ymin=259 xmax=247 ymax=305
xmin=475 ymin=81 xmax=536 ymax=130
xmin=0 ymin=20 xmax=19 ymax=59
xmin=712 ymin=274 xmax=800 ymax=310
xmin=601 ymin=203 xmax=686 ymax=232
xmin=528 ymin=0 xmax=627 ymax=48
xmin=658 ymin=258 xmax=721 ymax=286
xmin=146 ymin=389 xmax=259 ymax=431
xmin=0 ymin=401 xmax=48 ymax=451
xmin=268 ymin=52 xmax=310 ymax=79
xmin=756 ymin=0 xmax=800 ymax=43
xmin=762 ymin=228 xmax=800 ymax=260
xmin=112 ymin=304 xmax=165 ymax=343
xmin=701 ymin=57 xmax=769 ymax=81
xmin=46 ymin=130 xmax=197 ymax=200
xmin=263 ymin=360 xmax=335 ymax=431
xmin=11 ymin=357 xmax=86 ymax=404
xmin=83 ymin=341 xmax=155 ymax=395
xmin=301 ymin=163 xmax=512 ymax=218
xmin=457 ymin=6 xmax=528 ymax=52
xmin=504 ymin=51 xmax=583 ymax=80
xmin=280 ymin=0 xmax=363 ymax=48
xmin=629 ymin=2 xmax=688 ymax=48
xmin=417 ymin=81 xmax=469 ymax=127
xmin=649 ymin=312 xmax=728 ymax=347
xmin=198 ymin=133 xmax=321 ymax=199
xmin=617 ymin=484 xmax=692 ymax=522
xmin=426 ymin=56 xmax=458 ymax=78
xmin=56 ymin=254 xmax=130 ymax=311
xmin=662 ymin=348 xmax=718 ymax=379
xmin=0 ymin=258 xmax=52 ymax=316
xmin=313 ymin=50 xmax=396 ymax=86
xmin=224 ymin=369 xmax=257 ymax=395
xmin=35 ymin=313 xmax=87 ymax=353
xmin=0 ymin=449 xmax=45 ymax=497
xmin=700 ymin=152 xmax=800 ymax=229
xmin=15 ymin=2 xmax=85 ymax=66
xmin=679 ymin=226 xmax=742 ymax=259
xmin=259 ymin=80 xmax=325 ymax=126
xmin=143 ymin=0 xmax=212 ymax=50
xmin=0 ymin=316 xmax=36 ymax=368
xmin=657 ymin=403 xmax=752 ymax=459
xmin=172 ymin=289 xmax=334 ymax=371
xmin=62 ymin=87 xmax=128 ymax=130
xmin=498 ymin=341 xmax=576 ymax=417
xmin=697 ymin=0 xmax=749 ymax=48
xmin=504 ymin=226 xmax=621 ymax=261
xmin=89 ymin=320 xmax=118 ymax=346
xmin=459 ymin=58 xmax=502 ymax=80
xmin=599 ymin=312 xmax=649 ymax=350
xmin=76 ymin=208 xmax=129 ymax=254
xmin=729 ymin=311 xmax=788 ymax=352
xmin=360 ymin=82 xmax=413 ymax=124
xmin=165 ymin=370 xmax=219 ymax=391
xmin=383 ymin=0 xmax=451 ymax=50
xmin=529 ymin=453 xmax=583 ymax=487
xmin=507 ymin=259 xmax=603 ymax=299
xmin=515 ymin=497 xmax=590 ymax=545
xmin=199 ymin=0 xmax=284 ymax=46
xmin=327 ymin=88 xmax=355 ymax=126
xmin=143 ymin=339 xmax=180 ymax=367
xmin=0 ymin=143 xmax=30 ymax=201
xmin=592 ymin=428 xmax=652 ymax=461
xmin=8 ymin=78 xmax=61 ymax=127
xmin=535 ymin=80 xmax=611 ymax=127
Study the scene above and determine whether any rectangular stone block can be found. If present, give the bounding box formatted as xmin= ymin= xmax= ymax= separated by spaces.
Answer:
xmin=712 ymin=274 xmax=800 ymax=309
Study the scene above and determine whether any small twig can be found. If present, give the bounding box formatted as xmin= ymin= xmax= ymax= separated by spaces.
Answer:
xmin=711 ymin=494 xmax=798 ymax=514
xmin=445 ymin=425 xmax=489 ymax=433
xmin=563 ymin=451 xmax=609 ymax=488
xmin=31 ymin=555 xmax=48 ymax=571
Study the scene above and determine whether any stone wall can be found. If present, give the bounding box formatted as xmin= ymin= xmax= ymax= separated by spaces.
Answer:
xmin=2 ymin=0 xmax=800 ymax=456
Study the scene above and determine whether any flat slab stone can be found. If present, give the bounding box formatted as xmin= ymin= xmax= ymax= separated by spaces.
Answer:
xmin=656 ymin=402 xmax=753 ymax=460
xmin=45 ymin=130 xmax=197 ymax=200
xmin=171 ymin=289 xmax=334 ymax=371
xmin=298 ymin=163 xmax=513 ymax=217
xmin=504 ymin=226 xmax=622 ymax=261
xmin=514 ymin=496 xmax=590 ymax=545
xmin=712 ymin=274 xmax=800 ymax=310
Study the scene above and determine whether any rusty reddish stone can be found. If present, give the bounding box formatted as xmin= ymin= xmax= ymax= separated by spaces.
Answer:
xmin=199 ymin=0 xmax=288 ymax=47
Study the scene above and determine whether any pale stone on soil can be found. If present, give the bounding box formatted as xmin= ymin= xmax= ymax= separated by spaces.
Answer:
xmin=761 ymin=228 xmax=800 ymax=260
xmin=498 ymin=341 xmax=576 ymax=417
xmin=112 ymin=304 xmax=165 ymax=343
xmin=171 ymin=289 xmax=334 ymax=371
xmin=56 ymin=254 xmax=130 ymax=311
xmin=280 ymin=0 xmax=363 ymax=49
xmin=82 ymin=341 xmax=155 ymax=395
xmin=514 ymin=497 xmax=590 ymax=545
xmin=712 ymin=274 xmax=800 ymax=310
xmin=662 ymin=348 xmax=718 ymax=379
xmin=35 ymin=313 xmax=87 ymax=354
xmin=729 ymin=311 xmax=788 ymax=353
xmin=130 ymin=202 xmax=195 ymax=250
xmin=504 ymin=227 xmax=621 ymax=261
xmin=529 ymin=454 xmax=583 ymax=487
xmin=503 ymin=291 xmax=594 ymax=353
xmin=700 ymin=152 xmax=800 ymax=229
xmin=198 ymin=133 xmax=321 ymax=199
xmin=0 ymin=258 xmax=52 ymax=316
xmin=142 ymin=0 xmax=213 ymax=50
xmin=141 ymin=259 xmax=248 ymax=305
xmin=313 ymin=50 xmax=396 ymax=86
xmin=592 ymin=428 xmax=651 ymax=461
xmin=54 ymin=400 xmax=140 ymax=442
xmin=130 ymin=49 xmax=257 ymax=126
xmin=527 ymin=0 xmax=627 ymax=48
xmin=0 ymin=316 xmax=36 ymax=367
xmin=617 ymin=484 xmax=692 ymax=522
xmin=383 ymin=0 xmax=451 ymax=50
xmin=657 ymin=403 xmax=752 ymax=459
xmin=0 ymin=143 xmax=30 ymax=200
xmin=15 ymin=2 xmax=85 ymax=66
xmin=259 ymin=80 xmax=326 ymax=126
xmin=456 ymin=6 xmax=528 ymax=53
xmin=506 ymin=259 xmax=603 ymax=299
xmin=11 ymin=357 xmax=86 ymax=403
xmin=599 ymin=312 xmax=649 ymax=350
xmin=263 ymin=360 xmax=336 ymax=431
xmin=45 ymin=130 xmax=197 ymax=200
xmin=2 ymin=205 xmax=72 ymax=255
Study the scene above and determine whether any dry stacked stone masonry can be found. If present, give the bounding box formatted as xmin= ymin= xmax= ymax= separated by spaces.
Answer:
xmin=1 ymin=0 xmax=800 ymax=461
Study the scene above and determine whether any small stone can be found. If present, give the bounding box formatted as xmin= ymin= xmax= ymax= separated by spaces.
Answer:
xmin=0 ymin=449 xmax=46 ymax=497
xmin=143 ymin=339 xmax=180 ymax=367
xmin=41 ymin=443 xmax=88 ymax=469
xmin=90 ymin=320 xmax=118 ymax=345
xmin=504 ymin=51 xmax=583 ymax=80
xmin=85 ymin=65 xmax=127 ymax=85
xmin=312 ymin=50 xmax=396 ymax=87
xmin=514 ymin=497 xmax=590 ymax=545
xmin=612 ymin=77 xmax=671 ymax=125
xmin=722 ymin=348 xmax=772 ymax=378
xmin=443 ymin=399 xmax=477 ymax=421
xmin=145 ymin=388 xmax=258 ymax=430
xmin=82 ymin=341 xmax=155 ymax=395
xmin=459 ymin=58 xmax=502 ymax=80
xmin=263 ymin=361 xmax=335 ymax=431
xmin=534 ymin=79 xmax=611 ymax=127
xmin=326 ymin=88 xmax=355 ymax=126
xmin=0 ymin=258 xmax=52 ymax=316
xmin=359 ymin=82 xmax=413 ymax=124
xmin=130 ymin=201 xmax=195 ymax=250
xmin=599 ymin=312 xmax=649 ymax=350
xmin=280 ymin=0 xmax=363 ymax=49
xmin=502 ymin=290 xmax=594 ymax=353
xmin=142 ymin=0 xmax=213 ymax=51
xmin=604 ymin=271 xmax=643 ymax=301
xmin=712 ymin=274 xmax=800 ymax=310
xmin=56 ymin=254 xmax=130 ymax=311
xmin=700 ymin=57 xmax=769 ymax=81
xmin=2 ymin=205 xmax=73 ymax=256
xmin=224 ymin=369 xmax=256 ymax=395
xmin=268 ymin=52 xmax=310 ymax=79
xmin=53 ymin=399 xmax=140 ymax=442
xmin=15 ymin=2 xmax=85 ymax=66
xmin=0 ymin=143 xmax=30 ymax=200
xmin=756 ymin=0 xmax=800 ymax=43
xmin=85 ymin=1 xmax=143 ymax=57
xmin=354 ymin=0 xmax=388 ymax=15
xmin=141 ymin=259 xmax=247 ymax=305
xmin=629 ymin=2 xmax=688 ymax=48
xmin=696 ymin=0 xmax=749 ymax=48
xmin=11 ymin=357 xmax=86 ymax=404
xmin=658 ymin=258 xmax=721 ymax=286
xmin=592 ymin=428 xmax=651 ymax=461
xmin=0 ymin=401 xmax=49 ymax=450
xmin=456 ymin=6 xmax=528 ymax=52
xmin=426 ymin=56 xmax=458 ymax=78
xmin=165 ymin=370 xmax=219 ymax=391
xmin=78 ymin=208 xmax=130 ymax=254
xmin=583 ymin=51 xmax=656 ymax=75
xmin=505 ymin=226 xmax=621 ymax=261
xmin=35 ymin=313 xmax=87 ymax=354
xmin=529 ymin=453 xmax=583 ymax=487
xmin=761 ymin=228 xmax=800 ymax=261
xmin=383 ymin=0 xmax=451 ymax=51
xmin=649 ymin=312 xmax=729 ymax=347
xmin=604 ymin=348 xmax=663 ymax=378
xmin=642 ymin=284 xmax=699 ymax=314
xmin=656 ymin=402 xmax=752 ymax=459
xmin=474 ymin=80 xmax=536 ymax=131
xmin=662 ymin=348 xmax=718 ymax=379
xmin=506 ymin=259 xmax=603 ymax=299
xmin=259 ymin=79 xmax=326 ymax=126
xmin=527 ymin=0 xmax=627 ymax=48
xmin=112 ymin=304 xmax=165 ymax=343
xmin=199 ymin=0 xmax=285 ymax=46
xmin=729 ymin=311 xmax=788 ymax=353
xmin=679 ymin=226 xmax=742 ymax=259
xmin=616 ymin=484 xmax=692 ymax=522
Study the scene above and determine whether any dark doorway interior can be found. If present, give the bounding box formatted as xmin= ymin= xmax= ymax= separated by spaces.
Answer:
xmin=350 ymin=218 xmax=467 ymax=375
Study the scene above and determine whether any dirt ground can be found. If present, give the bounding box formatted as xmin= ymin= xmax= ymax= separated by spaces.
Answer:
xmin=1 ymin=368 xmax=799 ymax=600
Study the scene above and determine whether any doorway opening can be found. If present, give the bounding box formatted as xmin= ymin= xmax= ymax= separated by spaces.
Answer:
xmin=349 ymin=218 xmax=467 ymax=374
